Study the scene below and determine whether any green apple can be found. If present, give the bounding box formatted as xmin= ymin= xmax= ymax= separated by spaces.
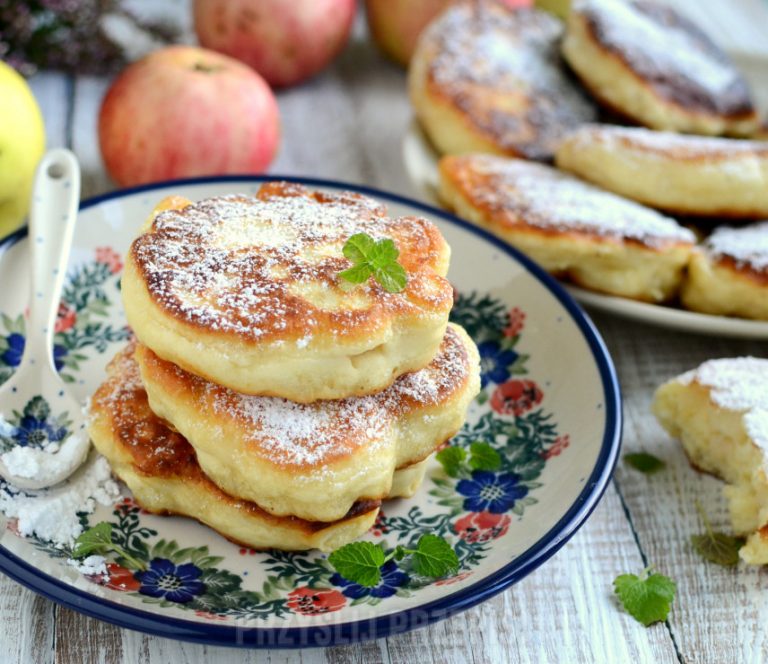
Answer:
xmin=535 ymin=0 xmax=571 ymax=20
xmin=0 ymin=60 xmax=45 ymax=238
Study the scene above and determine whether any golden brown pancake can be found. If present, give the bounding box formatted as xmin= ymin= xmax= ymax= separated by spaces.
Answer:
xmin=135 ymin=322 xmax=480 ymax=522
xmin=562 ymin=0 xmax=759 ymax=136
xmin=556 ymin=125 xmax=768 ymax=218
xmin=439 ymin=153 xmax=695 ymax=302
xmin=681 ymin=222 xmax=768 ymax=320
xmin=409 ymin=0 xmax=596 ymax=161
xmin=88 ymin=344 xmax=432 ymax=552
xmin=121 ymin=183 xmax=453 ymax=402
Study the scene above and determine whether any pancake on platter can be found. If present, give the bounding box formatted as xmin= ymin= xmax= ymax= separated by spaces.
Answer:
xmin=556 ymin=125 xmax=768 ymax=218
xmin=439 ymin=153 xmax=695 ymax=302
xmin=409 ymin=0 xmax=596 ymax=161
xmin=681 ymin=222 xmax=768 ymax=321
xmin=561 ymin=0 xmax=759 ymax=136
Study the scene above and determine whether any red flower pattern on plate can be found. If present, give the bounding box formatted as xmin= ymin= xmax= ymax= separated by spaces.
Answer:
xmin=54 ymin=303 xmax=76 ymax=333
xmin=286 ymin=587 xmax=347 ymax=615
xmin=370 ymin=509 xmax=388 ymax=537
xmin=453 ymin=511 xmax=511 ymax=543
xmin=490 ymin=379 xmax=543 ymax=416
xmin=503 ymin=307 xmax=526 ymax=337
xmin=101 ymin=563 xmax=142 ymax=592
xmin=542 ymin=434 xmax=570 ymax=460
xmin=435 ymin=571 xmax=473 ymax=586
xmin=6 ymin=518 xmax=21 ymax=537
xmin=95 ymin=246 xmax=123 ymax=274
xmin=194 ymin=610 xmax=229 ymax=621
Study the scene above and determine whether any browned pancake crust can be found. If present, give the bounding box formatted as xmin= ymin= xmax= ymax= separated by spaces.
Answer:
xmin=580 ymin=0 xmax=756 ymax=122
xmin=91 ymin=343 xmax=380 ymax=534
xmin=421 ymin=1 xmax=596 ymax=160
xmin=129 ymin=181 xmax=452 ymax=345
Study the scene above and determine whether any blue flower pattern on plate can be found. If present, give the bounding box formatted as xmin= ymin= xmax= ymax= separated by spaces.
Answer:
xmin=13 ymin=411 xmax=67 ymax=448
xmin=456 ymin=471 xmax=529 ymax=513
xmin=331 ymin=560 xmax=409 ymax=599
xmin=135 ymin=558 xmax=205 ymax=603
xmin=477 ymin=341 xmax=518 ymax=388
xmin=1 ymin=332 xmax=24 ymax=368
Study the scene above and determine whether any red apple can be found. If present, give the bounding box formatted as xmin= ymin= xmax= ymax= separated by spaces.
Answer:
xmin=366 ymin=0 xmax=449 ymax=67
xmin=98 ymin=46 xmax=280 ymax=187
xmin=366 ymin=0 xmax=533 ymax=67
xmin=193 ymin=0 xmax=356 ymax=88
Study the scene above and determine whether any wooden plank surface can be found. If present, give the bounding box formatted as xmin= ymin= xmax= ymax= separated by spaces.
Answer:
xmin=3 ymin=1 xmax=768 ymax=662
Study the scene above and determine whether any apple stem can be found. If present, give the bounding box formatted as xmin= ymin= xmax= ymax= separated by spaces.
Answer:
xmin=192 ymin=62 xmax=221 ymax=73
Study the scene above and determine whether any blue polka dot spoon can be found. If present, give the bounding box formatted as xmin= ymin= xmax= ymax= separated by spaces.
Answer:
xmin=0 ymin=149 xmax=90 ymax=490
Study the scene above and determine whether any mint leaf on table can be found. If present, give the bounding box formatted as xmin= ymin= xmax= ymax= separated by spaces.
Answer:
xmin=624 ymin=452 xmax=665 ymax=474
xmin=436 ymin=446 xmax=467 ymax=478
xmin=328 ymin=541 xmax=386 ymax=587
xmin=410 ymin=534 xmax=459 ymax=578
xmin=468 ymin=442 xmax=502 ymax=471
xmin=338 ymin=232 xmax=408 ymax=293
xmin=691 ymin=533 xmax=745 ymax=566
xmin=614 ymin=567 xmax=676 ymax=626
xmin=691 ymin=500 xmax=744 ymax=566
xmin=72 ymin=521 xmax=113 ymax=559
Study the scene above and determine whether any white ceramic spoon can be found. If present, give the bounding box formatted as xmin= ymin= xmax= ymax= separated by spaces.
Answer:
xmin=0 ymin=149 xmax=90 ymax=490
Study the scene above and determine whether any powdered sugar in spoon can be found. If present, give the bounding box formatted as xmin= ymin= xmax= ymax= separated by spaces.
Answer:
xmin=0 ymin=149 xmax=90 ymax=489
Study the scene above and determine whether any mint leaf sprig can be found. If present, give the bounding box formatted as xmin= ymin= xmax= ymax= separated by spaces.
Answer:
xmin=328 ymin=534 xmax=459 ymax=587
xmin=72 ymin=521 xmax=146 ymax=571
xmin=690 ymin=500 xmax=744 ymax=566
xmin=338 ymin=232 xmax=408 ymax=293
xmin=614 ymin=566 xmax=676 ymax=627
xmin=436 ymin=441 xmax=501 ymax=478
xmin=624 ymin=452 xmax=665 ymax=474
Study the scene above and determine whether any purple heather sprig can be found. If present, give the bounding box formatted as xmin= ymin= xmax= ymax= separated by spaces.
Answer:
xmin=0 ymin=0 xmax=178 ymax=76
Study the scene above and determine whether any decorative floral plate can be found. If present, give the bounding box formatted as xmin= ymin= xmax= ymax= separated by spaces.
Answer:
xmin=0 ymin=177 xmax=620 ymax=648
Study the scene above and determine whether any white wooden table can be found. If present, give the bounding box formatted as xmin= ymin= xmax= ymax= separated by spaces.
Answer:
xmin=4 ymin=1 xmax=768 ymax=662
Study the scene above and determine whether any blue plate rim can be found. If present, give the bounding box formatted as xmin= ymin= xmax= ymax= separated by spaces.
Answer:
xmin=0 ymin=175 xmax=622 ymax=648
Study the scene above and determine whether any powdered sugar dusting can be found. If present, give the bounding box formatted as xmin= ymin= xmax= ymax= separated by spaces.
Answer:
xmin=678 ymin=357 xmax=768 ymax=449
xmin=568 ymin=125 xmax=768 ymax=158
xmin=423 ymin=1 xmax=596 ymax=159
xmin=577 ymin=0 xmax=753 ymax=113
xmin=703 ymin=222 xmax=768 ymax=273
xmin=0 ymin=455 xmax=120 ymax=548
xmin=453 ymin=155 xmax=695 ymax=245
xmin=203 ymin=325 xmax=471 ymax=468
xmin=131 ymin=184 xmax=451 ymax=342
xmin=68 ymin=554 xmax=108 ymax=577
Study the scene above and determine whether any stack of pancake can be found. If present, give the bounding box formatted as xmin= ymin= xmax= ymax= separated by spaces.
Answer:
xmin=409 ymin=0 xmax=768 ymax=320
xmin=88 ymin=182 xmax=480 ymax=552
